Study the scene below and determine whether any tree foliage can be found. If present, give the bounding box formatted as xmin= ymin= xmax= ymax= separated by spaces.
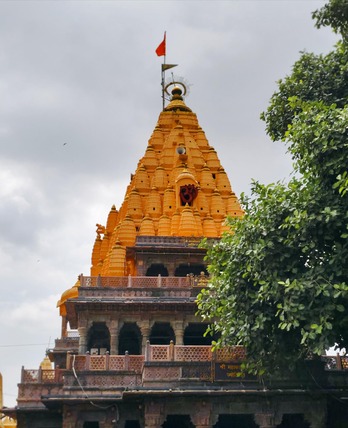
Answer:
xmin=260 ymin=44 xmax=348 ymax=142
xmin=197 ymin=1 xmax=348 ymax=375
xmin=312 ymin=0 xmax=348 ymax=41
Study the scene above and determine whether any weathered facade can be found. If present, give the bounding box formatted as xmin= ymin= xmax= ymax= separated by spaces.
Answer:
xmin=5 ymin=85 xmax=348 ymax=428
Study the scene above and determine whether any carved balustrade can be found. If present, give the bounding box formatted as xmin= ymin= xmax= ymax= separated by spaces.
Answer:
xmin=21 ymin=367 xmax=64 ymax=384
xmin=80 ymin=275 xmax=208 ymax=288
xmin=67 ymin=353 xmax=145 ymax=372
xmin=19 ymin=349 xmax=348 ymax=388
xmin=144 ymin=343 xmax=245 ymax=362
xmin=20 ymin=345 xmax=243 ymax=386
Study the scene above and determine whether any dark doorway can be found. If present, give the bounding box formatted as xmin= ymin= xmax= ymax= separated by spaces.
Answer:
xmin=174 ymin=264 xmax=207 ymax=277
xmin=214 ymin=414 xmax=258 ymax=428
xmin=118 ymin=323 xmax=142 ymax=355
xmin=184 ymin=323 xmax=214 ymax=345
xmin=149 ymin=322 xmax=175 ymax=345
xmin=146 ymin=263 xmax=169 ymax=276
xmin=87 ymin=322 xmax=110 ymax=354
xmin=277 ymin=414 xmax=310 ymax=428
xmin=83 ymin=423 xmax=99 ymax=428
xmin=162 ymin=415 xmax=194 ymax=428
xmin=125 ymin=421 xmax=141 ymax=428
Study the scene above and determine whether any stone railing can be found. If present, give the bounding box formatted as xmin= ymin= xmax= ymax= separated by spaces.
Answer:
xmin=80 ymin=274 xmax=208 ymax=288
xmin=16 ymin=351 xmax=348 ymax=405
xmin=19 ymin=348 xmax=348 ymax=386
xmin=145 ymin=342 xmax=245 ymax=362
xmin=68 ymin=353 xmax=144 ymax=373
xmin=21 ymin=366 xmax=64 ymax=384
xmin=20 ymin=345 xmax=245 ymax=384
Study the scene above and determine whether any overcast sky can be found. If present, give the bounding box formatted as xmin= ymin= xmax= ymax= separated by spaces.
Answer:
xmin=0 ymin=0 xmax=339 ymax=408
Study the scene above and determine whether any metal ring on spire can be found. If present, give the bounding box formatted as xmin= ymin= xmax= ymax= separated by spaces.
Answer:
xmin=164 ymin=81 xmax=187 ymax=97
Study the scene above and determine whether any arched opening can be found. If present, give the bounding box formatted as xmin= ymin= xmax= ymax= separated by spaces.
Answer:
xmin=174 ymin=264 xmax=207 ymax=277
xmin=87 ymin=322 xmax=110 ymax=355
xmin=146 ymin=263 xmax=169 ymax=276
xmin=184 ymin=323 xmax=215 ymax=346
xmin=213 ymin=414 xmax=257 ymax=428
xmin=277 ymin=414 xmax=310 ymax=428
xmin=149 ymin=322 xmax=175 ymax=345
xmin=118 ymin=323 xmax=142 ymax=355
xmin=162 ymin=415 xmax=194 ymax=428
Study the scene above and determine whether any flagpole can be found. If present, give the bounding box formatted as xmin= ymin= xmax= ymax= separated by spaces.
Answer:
xmin=162 ymin=53 xmax=166 ymax=111
xmin=156 ymin=32 xmax=177 ymax=111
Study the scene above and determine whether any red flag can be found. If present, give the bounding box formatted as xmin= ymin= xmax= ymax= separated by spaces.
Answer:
xmin=156 ymin=32 xmax=166 ymax=56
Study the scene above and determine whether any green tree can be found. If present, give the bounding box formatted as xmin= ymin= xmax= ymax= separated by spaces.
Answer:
xmin=197 ymin=1 xmax=348 ymax=375
xmin=312 ymin=0 xmax=348 ymax=41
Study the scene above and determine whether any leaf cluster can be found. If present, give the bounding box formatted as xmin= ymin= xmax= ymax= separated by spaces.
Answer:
xmin=313 ymin=0 xmax=348 ymax=41
xmin=261 ymin=43 xmax=348 ymax=141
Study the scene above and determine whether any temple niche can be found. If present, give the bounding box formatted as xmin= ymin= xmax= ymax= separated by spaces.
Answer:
xmin=5 ymin=84 xmax=348 ymax=428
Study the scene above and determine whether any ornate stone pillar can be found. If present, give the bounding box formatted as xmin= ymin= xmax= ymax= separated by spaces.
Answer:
xmin=168 ymin=263 xmax=176 ymax=277
xmin=78 ymin=326 xmax=88 ymax=354
xmin=191 ymin=401 xmax=212 ymax=428
xmin=109 ymin=319 xmax=119 ymax=355
xmin=144 ymin=401 xmax=166 ymax=428
xmin=61 ymin=315 xmax=68 ymax=338
xmin=254 ymin=413 xmax=278 ymax=428
xmin=139 ymin=321 xmax=151 ymax=354
xmin=173 ymin=321 xmax=185 ymax=345
xmin=62 ymin=407 xmax=78 ymax=428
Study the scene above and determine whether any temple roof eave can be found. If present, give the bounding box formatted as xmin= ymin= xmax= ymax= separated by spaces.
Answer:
xmin=126 ymin=246 xmax=207 ymax=256
xmin=64 ymin=299 xmax=199 ymax=327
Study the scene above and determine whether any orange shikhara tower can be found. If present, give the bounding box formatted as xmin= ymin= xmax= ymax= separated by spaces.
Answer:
xmin=90 ymin=86 xmax=243 ymax=278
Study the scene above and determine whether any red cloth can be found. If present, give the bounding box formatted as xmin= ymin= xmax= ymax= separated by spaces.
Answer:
xmin=156 ymin=33 xmax=166 ymax=56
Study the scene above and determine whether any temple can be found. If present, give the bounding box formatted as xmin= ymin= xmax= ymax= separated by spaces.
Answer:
xmin=4 ymin=84 xmax=348 ymax=428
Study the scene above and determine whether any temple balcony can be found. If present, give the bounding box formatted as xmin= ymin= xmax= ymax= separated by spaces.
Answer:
xmin=17 ymin=344 xmax=348 ymax=406
xmin=79 ymin=274 xmax=208 ymax=289
xmin=17 ymin=367 xmax=65 ymax=409
xmin=17 ymin=344 xmax=245 ymax=405
xmin=63 ymin=275 xmax=208 ymax=329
